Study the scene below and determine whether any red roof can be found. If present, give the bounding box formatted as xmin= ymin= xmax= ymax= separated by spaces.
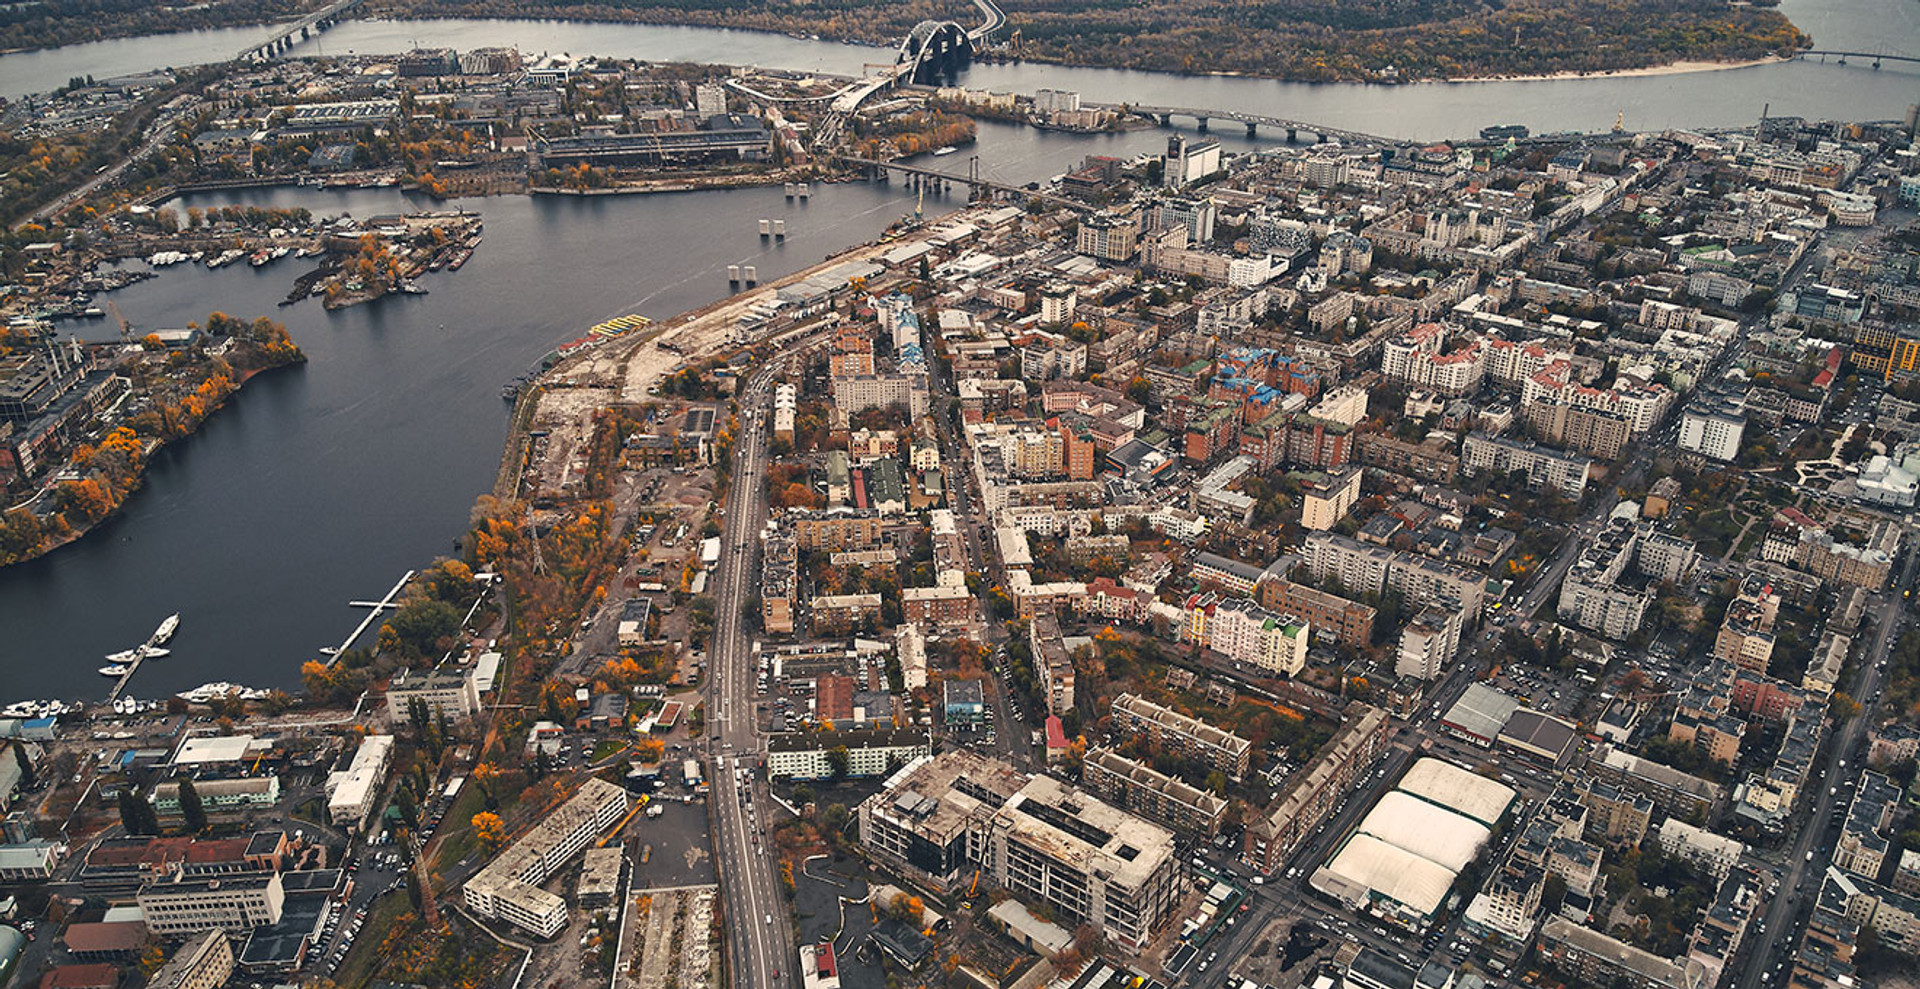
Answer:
xmin=656 ymin=701 xmax=683 ymax=727
xmin=61 ymin=922 xmax=147 ymax=954
xmin=816 ymin=942 xmax=837 ymax=977
xmin=1045 ymin=715 xmax=1068 ymax=750
xmin=183 ymin=837 xmax=251 ymax=863
xmin=42 ymin=964 xmax=119 ymax=989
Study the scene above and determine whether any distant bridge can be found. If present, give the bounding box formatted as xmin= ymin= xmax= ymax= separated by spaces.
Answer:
xmin=1796 ymin=50 xmax=1920 ymax=69
xmin=236 ymin=0 xmax=367 ymax=63
xmin=1089 ymin=102 xmax=1396 ymax=145
xmin=832 ymin=153 xmax=1092 ymax=211
xmin=814 ymin=0 xmax=1005 ymax=146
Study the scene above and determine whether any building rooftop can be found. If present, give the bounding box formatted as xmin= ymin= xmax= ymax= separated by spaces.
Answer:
xmin=1500 ymin=709 xmax=1580 ymax=763
xmin=1396 ymin=757 xmax=1516 ymax=827
xmin=170 ymin=734 xmax=261 ymax=767
xmin=999 ymin=774 xmax=1177 ymax=891
xmin=1441 ymin=682 xmax=1519 ymax=742
xmin=578 ymin=846 xmax=623 ymax=901
xmin=870 ymin=750 xmax=1031 ymax=842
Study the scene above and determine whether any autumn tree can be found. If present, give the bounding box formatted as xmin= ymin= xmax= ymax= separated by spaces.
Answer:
xmin=473 ymin=811 xmax=507 ymax=854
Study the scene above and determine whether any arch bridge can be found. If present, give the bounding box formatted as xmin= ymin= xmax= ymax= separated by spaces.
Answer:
xmin=898 ymin=20 xmax=973 ymax=86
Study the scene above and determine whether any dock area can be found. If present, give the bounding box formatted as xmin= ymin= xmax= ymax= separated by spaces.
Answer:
xmin=325 ymin=570 xmax=415 ymax=666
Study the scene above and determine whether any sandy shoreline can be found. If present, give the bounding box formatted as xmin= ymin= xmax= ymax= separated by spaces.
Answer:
xmin=1446 ymin=54 xmax=1792 ymax=84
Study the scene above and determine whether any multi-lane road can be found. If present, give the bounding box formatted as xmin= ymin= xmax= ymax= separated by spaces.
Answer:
xmin=708 ymin=365 xmax=792 ymax=988
xmin=1735 ymin=534 xmax=1918 ymax=989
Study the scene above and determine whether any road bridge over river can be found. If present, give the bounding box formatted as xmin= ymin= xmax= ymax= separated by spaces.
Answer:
xmin=237 ymin=0 xmax=366 ymax=62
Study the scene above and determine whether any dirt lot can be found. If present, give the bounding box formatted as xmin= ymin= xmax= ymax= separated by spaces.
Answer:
xmin=623 ymin=885 xmax=719 ymax=989
xmin=526 ymin=385 xmax=619 ymax=500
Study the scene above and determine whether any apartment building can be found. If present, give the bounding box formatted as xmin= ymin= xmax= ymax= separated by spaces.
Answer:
xmin=767 ymin=729 xmax=930 ymax=780
xmin=1109 ymin=693 xmax=1252 ymax=778
xmin=1301 ymin=465 xmax=1363 ymax=531
xmin=903 ymin=583 xmax=972 ymax=627
xmin=1081 ymin=747 xmax=1228 ymax=838
xmin=792 ymin=510 xmax=886 ymax=552
xmin=1396 ymin=602 xmax=1463 ymax=681
xmin=1247 ymin=704 xmax=1391 ymax=871
xmin=1254 ymin=575 xmax=1376 ymax=646
xmin=1192 ymin=596 xmax=1310 ymax=676
xmin=1461 ymin=433 xmax=1592 ymax=498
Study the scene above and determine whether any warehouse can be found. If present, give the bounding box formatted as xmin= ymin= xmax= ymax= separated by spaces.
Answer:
xmin=1313 ymin=759 xmax=1516 ymax=923
xmin=1395 ymin=758 xmax=1516 ymax=827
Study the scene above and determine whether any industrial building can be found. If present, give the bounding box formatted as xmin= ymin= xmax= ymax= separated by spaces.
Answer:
xmin=325 ymin=734 xmax=394 ymax=830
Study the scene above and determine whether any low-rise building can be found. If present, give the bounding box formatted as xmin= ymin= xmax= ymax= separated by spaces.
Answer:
xmin=766 ymin=730 xmax=932 ymax=780
xmin=138 ymin=869 xmax=284 ymax=937
xmin=386 ymin=670 xmax=481 ymax=722
xmin=325 ymin=734 xmax=394 ymax=830
xmin=463 ymin=779 xmax=630 ymax=938
xmin=1539 ymin=918 xmax=1708 ymax=989
xmin=147 ymin=930 xmax=235 ymax=989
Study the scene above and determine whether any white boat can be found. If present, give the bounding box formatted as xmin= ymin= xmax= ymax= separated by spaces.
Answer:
xmin=139 ymin=646 xmax=169 ymax=658
xmin=932 ymin=146 xmax=959 ymax=156
xmin=104 ymin=649 xmax=138 ymax=662
xmin=177 ymin=682 xmax=257 ymax=704
xmin=99 ymin=664 xmax=130 ymax=677
xmin=154 ymin=614 xmax=179 ymax=642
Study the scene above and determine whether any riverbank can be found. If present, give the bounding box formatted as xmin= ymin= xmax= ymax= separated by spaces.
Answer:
xmin=1446 ymin=54 xmax=1795 ymax=84
xmin=0 ymin=322 xmax=306 ymax=569
xmin=528 ymin=168 xmax=817 ymax=198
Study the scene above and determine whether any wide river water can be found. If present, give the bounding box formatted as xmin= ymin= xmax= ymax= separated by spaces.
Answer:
xmin=0 ymin=0 xmax=1917 ymax=702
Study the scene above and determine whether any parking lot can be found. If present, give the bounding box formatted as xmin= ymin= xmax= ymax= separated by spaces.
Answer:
xmin=627 ymin=797 xmax=719 ymax=889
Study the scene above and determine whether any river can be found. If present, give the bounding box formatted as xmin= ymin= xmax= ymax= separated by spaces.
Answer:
xmin=1 ymin=0 xmax=1915 ymax=136
xmin=0 ymin=0 xmax=1916 ymax=703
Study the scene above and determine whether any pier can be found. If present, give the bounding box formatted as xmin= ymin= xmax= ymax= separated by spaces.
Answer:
xmin=326 ymin=570 xmax=415 ymax=666
xmin=105 ymin=617 xmax=176 ymax=704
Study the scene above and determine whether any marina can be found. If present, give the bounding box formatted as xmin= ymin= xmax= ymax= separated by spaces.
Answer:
xmin=102 ymin=612 xmax=178 ymax=704
xmin=326 ymin=570 xmax=415 ymax=665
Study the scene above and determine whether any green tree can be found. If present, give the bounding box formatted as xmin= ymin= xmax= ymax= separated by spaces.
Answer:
xmin=177 ymin=777 xmax=207 ymax=833
xmin=118 ymin=789 xmax=159 ymax=836
xmin=826 ymin=746 xmax=851 ymax=781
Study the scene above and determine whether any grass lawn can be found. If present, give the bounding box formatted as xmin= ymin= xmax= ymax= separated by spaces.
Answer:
xmin=592 ymin=739 xmax=630 ymax=762
xmin=429 ymin=781 xmax=493 ymax=878
xmin=331 ymin=891 xmax=411 ymax=989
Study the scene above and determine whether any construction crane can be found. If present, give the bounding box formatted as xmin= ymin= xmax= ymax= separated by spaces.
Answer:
xmin=106 ymin=300 xmax=132 ymax=345
xmin=967 ymin=868 xmax=981 ymax=897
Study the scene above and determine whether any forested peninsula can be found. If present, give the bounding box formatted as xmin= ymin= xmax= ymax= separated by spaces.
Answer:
xmin=372 ymin=0 xmax=1809 ymax=83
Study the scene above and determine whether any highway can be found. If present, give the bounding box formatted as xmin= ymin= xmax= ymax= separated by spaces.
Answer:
xmin=1734 ymin=531 xmax=1918 ymax=989
xmin=707 ymin=365 xmax=792 ymax=988
xmin=23 ymin=102 xmax=194 ymax=229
